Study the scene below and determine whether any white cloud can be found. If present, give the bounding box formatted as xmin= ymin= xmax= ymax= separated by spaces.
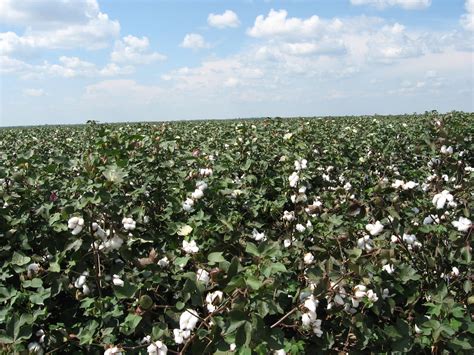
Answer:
xmin=180 ymin=33 xmax=210 ymax=49
xmin=350 ymin=0 xmax=432 ymax=10
xmin=111 ymin=35 xmax=166 ymax=64
xmin=0 ymin=1 xmax=119 ymax=55
xmin=461 ymin=0 xmax=474 ymax=31
xmin=247 ymin=9 xmax=343 ymax=38
xmin=84 ymin=79 xmax=163 ymax=104
xmin=207 ymin=10 xmax=240 ymax=28
xmin=2 ymin=55 xmax=133 ymax=79
xmin=23 ymin=88 xmax=45 ymax=97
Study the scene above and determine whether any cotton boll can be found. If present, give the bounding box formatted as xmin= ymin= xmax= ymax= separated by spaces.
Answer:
xmin=157 ymin=256 xmax=169 ymax=267
xmin=196 ymin=269 xmax=210 ymax=285
xmin=74 ymin=271 xmax=89 ymax=288
xmin=304 ymin=252 xmax=314 ymax=265
xmin=282 ymin=210 xmax=295 ymax=221
xmin=191 ymin=188 xmax=204 ymax=200
xmin=295 ymin=224 xmax=306 ymax=233
xmin=122 ymin=217 xmax=136 ymax=231
xmin=179 ymin=309 xmax=199 ymax=331
xmin=27 ymin=263 xmax=40 ymax=278
xmin=28 ymin=342 xmax=44 ymax=355
xmin=382 ymin=264 xmax=395 ymax=274
xmin=283 ymin=239 xmax=291 ymax=248
xmin=182 ymin=240 xmax=199 ymax=254
xmin=289 ymin=172 xmax=299 ymax=187
xmin=452 ymin=217 xmax=472 ymax=232
xmin=112 ymin=274 xmax=124 ymax=287
xmin=251 ymin=229 xmax=267 ymax=241
xmin=365 ymin=221 xmax=384 ymax=236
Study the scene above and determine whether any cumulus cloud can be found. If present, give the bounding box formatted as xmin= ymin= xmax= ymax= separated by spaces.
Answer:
xmin=461 ymin=0 xmax=474 ymax=31
xmin=0 ymin=0 xmax=119 ymax=55
xmin=207 ymin=10 xmax=240 ymax=28
xmin=350 ymin=0 xmax=432 ymax=10
xmin=180 ymin=33 xmax=210 ymax=49
xmin=111 ymin=35 xmax=166 ymax=64
xmin=23 ymin=88 xmax=45 ymax=97
xmin=247 ymin=9 xmax=343 ymax=38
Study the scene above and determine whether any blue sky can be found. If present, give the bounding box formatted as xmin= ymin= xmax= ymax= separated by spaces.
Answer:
xmin=0 ymin=0 xmax=473 ymax=126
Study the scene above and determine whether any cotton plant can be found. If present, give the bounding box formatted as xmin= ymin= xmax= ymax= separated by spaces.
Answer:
xmin=432 ymin=190 xmax=454 ymax=209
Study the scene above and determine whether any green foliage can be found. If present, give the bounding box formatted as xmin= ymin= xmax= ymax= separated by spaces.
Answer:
xmin=0 ymin=112 xmax=473 ymax=354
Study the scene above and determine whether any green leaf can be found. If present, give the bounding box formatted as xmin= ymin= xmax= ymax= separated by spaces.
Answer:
xmin=11 ymin=252 xmax=31 ymax=266
xmin=114 ymin=281 xmax=138 ymax=299
xmin=245 ymin=275 xmax=262 ymax=291
xmin=208 ymin=252 xmax=226 ymax=264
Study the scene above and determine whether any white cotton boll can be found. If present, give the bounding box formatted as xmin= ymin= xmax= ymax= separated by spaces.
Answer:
xmin=191 ymin=188 xmax=204 ymax=200
xmin=440 ymin=145 xmax=453 ymax=154
xmin=312 ymin=319 xmax=323 ymax=337
xmin=206 ymin=291 xmax=223 ymax=313
xmin=423 ymin=215 xmax=439 ymax=225
xmin=122 ymin=217 xmax=136 ymax=231
xmin=28 ymin=342 xmax=44 ymax=355
xmin=296 ymin=224 xmax=306 ymax=233
xmin=82 ymin=283 xmax=91 ymax=295
xmin=158 ymin=256 xmax=169 ymax=267
xmin=74 ymin=271 xmax=89 ymax=288
xmin=391 ymin=180 xmax=405 ymax=189
xmin=283 ymin=239 xmax=291 ymax=248
xmin=182 ymin=198 xmax=194 ymax=212
xmin=104 ymin=347 xmax=123 ymax=355
xmin=365 ymin=221 xmax=384 ymax=236
xmin=282 ymin=210 xmax=295 ymax=221
xmin=196 ymin=269 xmax=210 ymax=285
xmin=112 ymin=274 xmax=124 ymax=287
xmin=180 ymin=309 xmax=199 ymax=331
xmin=415 ymin=324 xmax=422 ymax=334
xmin=304 ymin=252 xmax=314 ymax=265
xmin=289 ymin=172 xmax=299 ymax=187
xmin=147 ymin=341 xmax=167 ymax=355
xmin=357 ymin=235 xmax=373 ymax=251
xmin=173 ymin=329 xmax=187 ymax=344
xmin=252 ymin=229 xmax=267 ymax=241
xmin=196 ymin=181 xmax=208 ymax=191
xmin=344 ymin=182 xmax=352 ymax=191
xmin=68 ymin=216 xmax=84 ymax=235
xmin=230 ymin=343 xmax=237 ymax=351
xmin=274 ymin=350 xmax=287 ymax=355
xmin=304 ymin=296 xmax=319 ymax=313
xmin=452 ymin=217 xmax=472 ymax=232
xmin=301 ymin=311 xmax=316 ymax=327
xmin=182 ymin=240 xmax=199 ymax=254
xmin=109 ymin=236 xmax=124 ymax=250
xmin=27 ymin=263 xmax=40 ymax=278
xmin=403 ymin=181 xmax=418 ymax=190
xmin=451 ymin=266 xmax=460 ymax=277
xmin=382 ymin=264 xmax=395 ymax=274
xmin=402 ymin=233 xmax=416 ymax=244
xmin=366 ymin=290 xmax=378 ymax=302
xmin=353 ymin=285 xmax=367 ymax=299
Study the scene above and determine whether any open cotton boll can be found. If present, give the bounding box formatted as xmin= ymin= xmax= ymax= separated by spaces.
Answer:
xmin=179 ymin=309 xmax=199 ymax=331
xmin=196 ymin=269 xmax=210 ymax=285
xmin=196 ymin=181 xmax=208 ymax=191
xmin=440 ymin=145 xmax=453 ymax=154
xmin=301 ymin=310 xmax=317 ymax=327
xmin=173 ymin=329 xmax=190 ymax=344
xmin=452 ymin=216 xmax=472 ymax=232
xmin=157 ymin=256 xmax=169 ymax=267
xmin=304 ymin=252 xmax=314 ymax=265
xmin=191 ymin=188 xmax=204 ymax=200
xmin=251 ymin=229 xmax=267 ymax=241
xmin=74 ymin=271 xmax=89 ymax=288
xmin=182 ymin=240 xmax=199 ymax=254
xmin=147 ymin=341 xmax=168 ymax=355
xmin=104 ymin=346 xmax=123 ymax=355
xmin=27 ymin=341 xmax=44 ymax=355
xmin=282 ymin=210 xmax=295 ymax=221
xmin=122 ymin=217 xmax=136 ymax=231
xmin=27 ymin=263 xmax=40 ymax=278
xmin=68 ymin=216 xmax=84 ymax=235
xmin=294 ymin=159 xmax=308 ymax=171
xmin=382 ymin=264 xmax=395 ymax=274
xmin=295 ymin=224 xmax=306 ymax=233
xmin=432 ymin=190 xmax=454 ymax=209
xmin=206 ymin=290 xmax=223 ymax=312
xmin=365 ymin=221 xmax=384 ymax=236
xmin=182 ymin=198 xmax=194 ymax=212
xmin=288 ymin=172 xmax=299 ymax=187
xmin=357 ymin=235 xmax=373 ymax=251
xmin=402 ymin=181 xmax=418 ymax=190
xmin=112 ymin=274 xmax=124 ymax=287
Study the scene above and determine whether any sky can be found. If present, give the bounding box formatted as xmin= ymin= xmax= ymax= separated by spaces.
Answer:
xmin=0 ymin=0 xmax=473 ymax=126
